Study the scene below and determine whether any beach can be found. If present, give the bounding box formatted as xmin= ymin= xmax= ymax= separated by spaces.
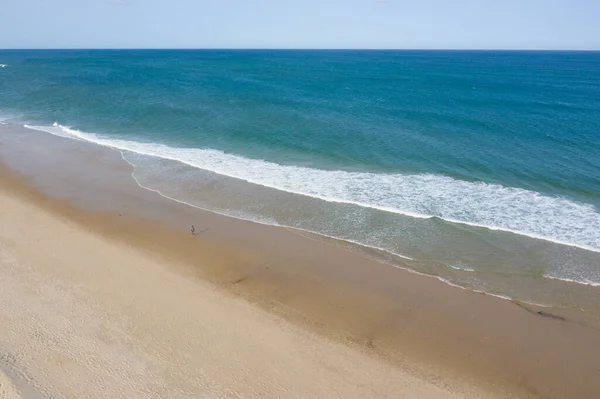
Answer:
xmin=0 ymin=133 xmax=492 ymax=398
xmin=1 ymin=124 xmax=600 ymax=398
xmin=0 ymin=177 xmax=471 ymax=399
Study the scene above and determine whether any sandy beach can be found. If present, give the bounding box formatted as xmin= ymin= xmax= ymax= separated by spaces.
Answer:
xmin=0 ymin=169 xmax=491 ymax=399
xmin=1 ymin=124 xmax=600 ymax=398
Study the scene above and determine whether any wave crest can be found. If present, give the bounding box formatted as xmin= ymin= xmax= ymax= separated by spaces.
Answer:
xmin=25 ymin=122 xmax=600 ymax=253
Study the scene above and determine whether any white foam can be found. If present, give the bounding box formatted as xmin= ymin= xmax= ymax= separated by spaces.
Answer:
xmin=25 ymin=123 xmax=600 ymax=254
xmin=448 ymin=263 xmax=476 ymax=272
xmin=284 ymin=226 xmax=415 ymax=261
xmin=543 ymin=274 xmax=600 ymax=288
xmin=435 ymin=276 xmax=560 ymax=308
xmin=119 ymin=151 xmax=416 ymax=262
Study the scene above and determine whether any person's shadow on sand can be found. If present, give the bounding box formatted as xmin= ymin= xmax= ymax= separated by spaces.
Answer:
xmin=191 ymin=228 xmax=210 ymax=236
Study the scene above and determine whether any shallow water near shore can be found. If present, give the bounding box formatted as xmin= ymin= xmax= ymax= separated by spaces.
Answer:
xmin=1 ymin=122 xmax=600 ymax=330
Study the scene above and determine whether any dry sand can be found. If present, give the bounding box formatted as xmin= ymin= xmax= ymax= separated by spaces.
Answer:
xmin=0 ymin=187 xmax=490 ymax=398
xmin=0 ymin=371 xmax=22 ymax=399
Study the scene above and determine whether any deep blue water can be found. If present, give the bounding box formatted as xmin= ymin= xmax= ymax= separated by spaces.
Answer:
xmin=1 ymin=50 xmax=600 ymax=293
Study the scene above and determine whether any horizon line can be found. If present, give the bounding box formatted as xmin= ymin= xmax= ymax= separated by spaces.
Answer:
xmin=1 ymin=47 xmax=600 ymax=52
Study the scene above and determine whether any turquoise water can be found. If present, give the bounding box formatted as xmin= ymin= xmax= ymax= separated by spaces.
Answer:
xmin=1 ymin=50 xmax=599 ymax=306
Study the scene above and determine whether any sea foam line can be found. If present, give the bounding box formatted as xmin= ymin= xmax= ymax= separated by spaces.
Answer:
xmin=24 ymin=122 xmax=600 ymax=254
xmin=448 ymin=263 xmax=476 ymax=272
xmin=118 ymin=148 xmax=416 ymax=261
xmin=543 ymin=275 xmax=600 ymax=288
xmin=121 ymin=150 xmax=563 ymax=308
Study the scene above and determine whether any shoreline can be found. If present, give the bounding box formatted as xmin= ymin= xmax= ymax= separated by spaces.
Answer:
xmin=19 ymin=122 xmax=600 ymax=312
xmin=0 ymin=179 xmax=480 ymax=399
xmin=25 ymin=121 xmax=600 ymax=257
xmin=2 ymin=126 xmax=600 ymax=397
xmin=99 ymin=147 xmax=600 ymax=320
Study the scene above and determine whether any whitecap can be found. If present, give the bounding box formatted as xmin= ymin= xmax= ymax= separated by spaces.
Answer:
xmin=543 ymin=274 xmax=600 ymax=287
xmin=24 ymin=122 xmax=600 ymax=253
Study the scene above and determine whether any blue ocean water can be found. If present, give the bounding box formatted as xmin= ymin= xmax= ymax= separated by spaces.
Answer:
xmin=1 ymin=50 xmax=599 ymax=302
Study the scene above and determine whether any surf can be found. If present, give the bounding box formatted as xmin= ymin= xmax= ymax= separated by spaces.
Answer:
xmin=25 ymin=122 xmax=600 ymax=255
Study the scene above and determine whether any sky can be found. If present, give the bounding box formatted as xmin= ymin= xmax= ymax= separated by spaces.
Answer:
xmin=1 ymin=0 xmax=599 ymax=50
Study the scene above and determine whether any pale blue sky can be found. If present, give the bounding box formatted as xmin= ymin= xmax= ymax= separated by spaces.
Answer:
xmin=1 ymin=0 xmax=599 ymax=49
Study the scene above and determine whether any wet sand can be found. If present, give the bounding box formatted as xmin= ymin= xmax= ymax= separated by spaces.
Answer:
xmin=1 ymin=124 xmax=600 ymax=398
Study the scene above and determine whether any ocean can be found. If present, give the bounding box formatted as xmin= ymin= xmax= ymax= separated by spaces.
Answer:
xmin=1 ymin=50 xmax=599 ymax=310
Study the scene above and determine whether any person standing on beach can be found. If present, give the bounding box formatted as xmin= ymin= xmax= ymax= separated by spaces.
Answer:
xmin=190 ymin=225 xmax=196 ymax=236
